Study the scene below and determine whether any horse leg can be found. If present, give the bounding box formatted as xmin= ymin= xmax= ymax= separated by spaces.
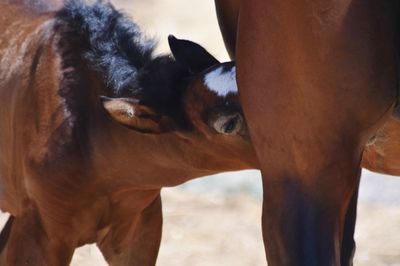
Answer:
xmin=97 ymin=194 xmax=162 ymax=266
xmin=259 ymin=164 xmax=363 ymax=265
xmin=0 ymin=215 xmax=14 ymax=256
xmin=0 ymin=208 xmax=75 ymax=266
xmin=340 ymin=182 xmax=360 ymax=266
xmin=214 ymin=0 xmax=241 ymax=59
xmin=237 ymin=0 xmax=398 ymax=264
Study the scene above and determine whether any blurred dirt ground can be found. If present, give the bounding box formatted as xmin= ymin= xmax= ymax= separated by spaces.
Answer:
xmin=2 ymin=0 xmax=400 ymax=265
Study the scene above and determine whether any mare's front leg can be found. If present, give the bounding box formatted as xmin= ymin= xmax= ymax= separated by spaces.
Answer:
xmin=237 ymin=0 xmax=398 ymax=265
xmin=98 ymin=194 xmax=162 ymax=266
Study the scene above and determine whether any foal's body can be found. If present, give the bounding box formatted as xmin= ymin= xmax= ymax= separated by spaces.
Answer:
xmin=215 ymin=0 xmax=399 ymax=265
xmin=0 ymin=2 xmax=257 ymax=265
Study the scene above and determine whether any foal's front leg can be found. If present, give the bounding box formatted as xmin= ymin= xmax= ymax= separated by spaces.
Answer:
xmin=0 ymin=208 xmax=75 ymax=266
xmin=98 ymin=194 xmax=163 ymax=266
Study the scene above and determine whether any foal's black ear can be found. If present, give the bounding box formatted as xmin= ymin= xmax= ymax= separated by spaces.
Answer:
xmin=168 ymin=35 xmax=220 ymax=74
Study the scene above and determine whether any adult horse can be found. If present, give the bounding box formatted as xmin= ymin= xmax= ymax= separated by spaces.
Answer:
xmin=215 ymin=0 xmax=399 ymax=265
xmin=0 ymin=1 xmax=258 ymax=265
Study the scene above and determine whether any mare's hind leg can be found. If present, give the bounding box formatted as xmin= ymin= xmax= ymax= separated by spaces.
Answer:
xmin=0 ymin=208 xmax=75 ymax=266
xmin=214 ymin=0 xmax=241 ymax=59
xmin=237 ymin=0 xmax=397 ymax=264
xmin=97 ymin=194 xmax=162 ymax=266
xmin=340 ymin=182 xmax=360 ymax=266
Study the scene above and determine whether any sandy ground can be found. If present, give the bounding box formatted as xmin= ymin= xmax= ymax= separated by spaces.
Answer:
xmin=67 ymin=171 xmax=400 ymax=265
xmin=48 ymin=188 xmax=266 ymax=266
xmin=2 ymin=0 xmax=400 ymax=265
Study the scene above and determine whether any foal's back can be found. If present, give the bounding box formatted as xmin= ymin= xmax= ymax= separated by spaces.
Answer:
xmin=0 ymin=4 xmax=53 ymax=85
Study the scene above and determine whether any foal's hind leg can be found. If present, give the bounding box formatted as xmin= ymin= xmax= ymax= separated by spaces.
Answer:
xmin=0 ymin=215 xmax=14 ymax=256
xmin=0 ymin=208 xmax=75 ymax=266
xmin=98 ymin=194 xmax=162 ymax=266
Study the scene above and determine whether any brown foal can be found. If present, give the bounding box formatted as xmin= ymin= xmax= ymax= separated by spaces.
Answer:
xmin=0 ymin=1 xmax=258 ymax=265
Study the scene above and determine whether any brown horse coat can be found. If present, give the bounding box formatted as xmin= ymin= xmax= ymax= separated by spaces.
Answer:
xmin=215 ymin=0 xmax=399 ymax=265
xmin=0 ymin=2 xmax=257 ymax=265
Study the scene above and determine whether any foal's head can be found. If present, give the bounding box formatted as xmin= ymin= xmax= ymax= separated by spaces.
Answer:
xmin=101 ymin=36 xmax=257 ymax=173
xmin=102 ymin=36 xmax=242 ymax=134
xmin=58 ymin=0 xmax=256 ymax=175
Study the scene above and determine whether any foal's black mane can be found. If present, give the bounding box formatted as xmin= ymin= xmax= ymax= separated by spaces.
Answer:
xmin=55 ymin=0 xmax=189 ymax=116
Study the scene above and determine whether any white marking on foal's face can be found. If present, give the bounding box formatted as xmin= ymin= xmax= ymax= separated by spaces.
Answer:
xmin=204 ymin=66 xmax=237 ymax=97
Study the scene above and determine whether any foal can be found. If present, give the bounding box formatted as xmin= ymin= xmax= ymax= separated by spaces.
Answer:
xmin=0 ymin=1 xmax=257 ymax=265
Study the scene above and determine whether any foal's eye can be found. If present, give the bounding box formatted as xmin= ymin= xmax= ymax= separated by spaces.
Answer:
xmin=224 ymin=117 xmax=238 ymax=134
xmin=211 ymin=112 xmax=244 ymax=135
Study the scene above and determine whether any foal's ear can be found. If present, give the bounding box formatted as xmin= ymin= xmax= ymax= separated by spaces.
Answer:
xmin=168 ymin=35 xmax=220 ymax=74
xmin=100 ymin=96 xmax=173 ymax=134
